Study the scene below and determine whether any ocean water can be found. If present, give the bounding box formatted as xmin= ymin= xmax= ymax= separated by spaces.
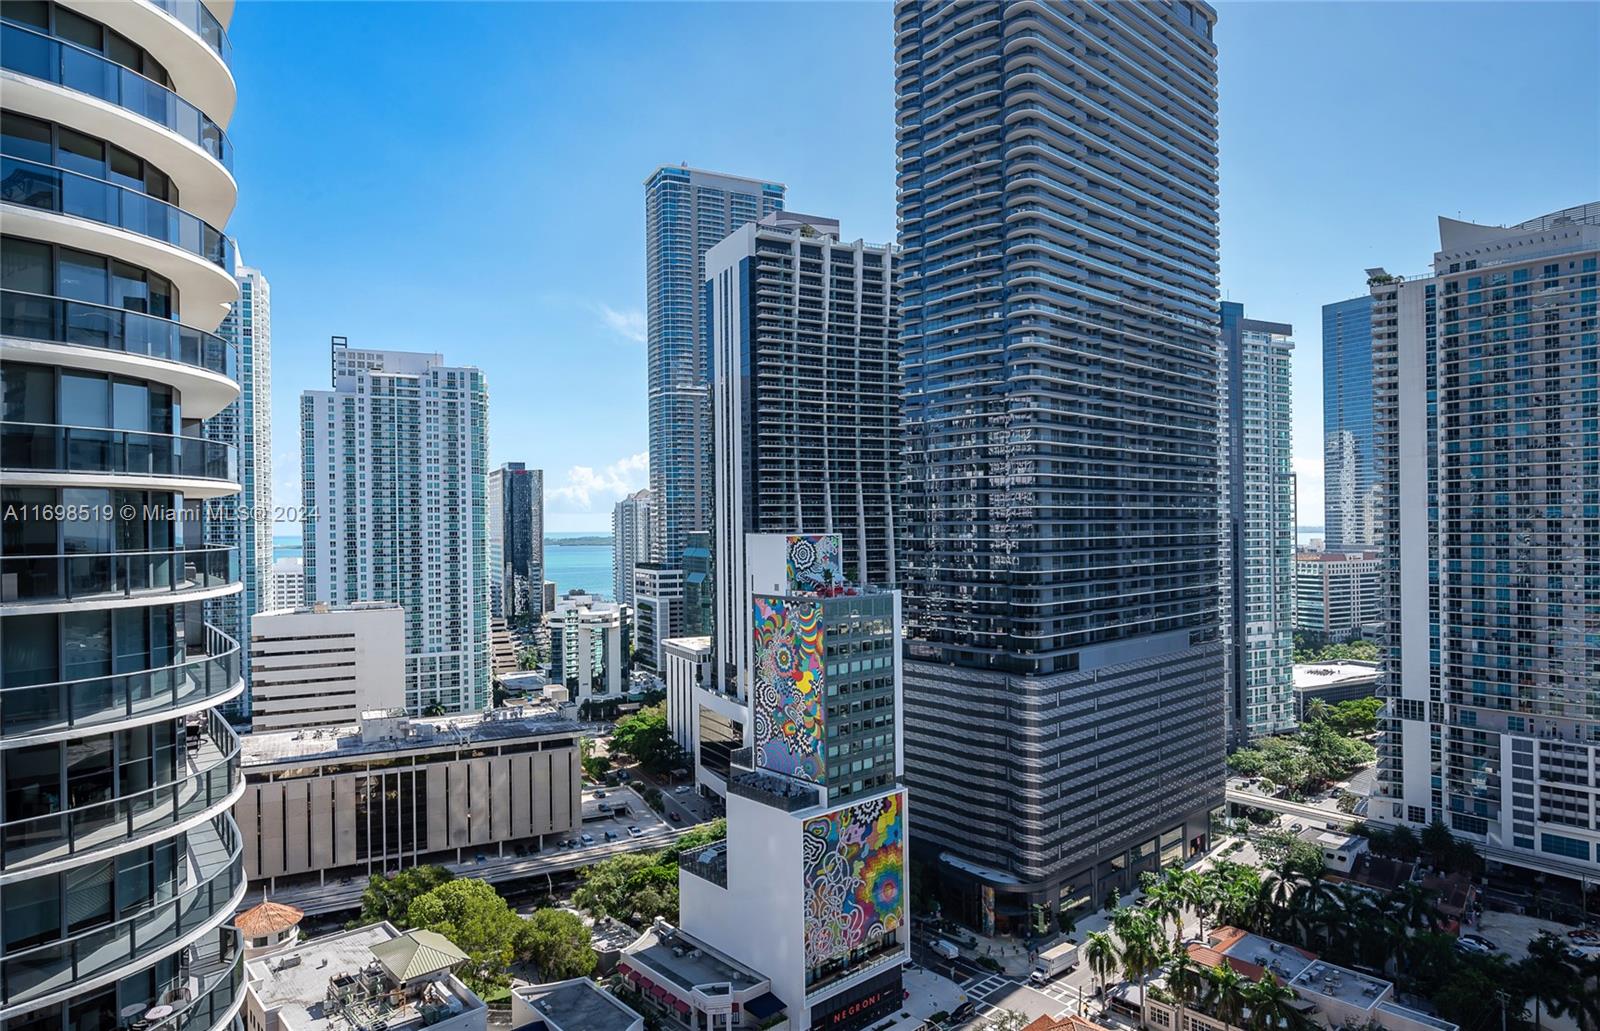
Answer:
xmin=273 ymin=534 xmax=301 ymax=562
xmin=276 ymin=532 xmax=613 ymax=598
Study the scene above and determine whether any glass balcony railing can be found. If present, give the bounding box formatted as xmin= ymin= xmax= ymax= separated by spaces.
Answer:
xmin=144 ymin=0 xmax=233 ymax=68
xmin=0 ymin=812 xmax=243 ymax=1007
xmin=0 ymin=21 xmax=233 ymax=170
xmin=0 ymin=709 xmax=239 ymax=871
xmin=1 ymin=546 xmax=237 ymax=605
xmin=0 ymin=623 xmax=240 ymax=737
xmin=0 ymin=421 xmax=237 ymax=483
xmin=1 ymin=156 xmax=233 ymax=270
xmin=146 ymin=927 xmax=244 ymax=1031
xmin=2 ymin=290 xmax=238 ymax=382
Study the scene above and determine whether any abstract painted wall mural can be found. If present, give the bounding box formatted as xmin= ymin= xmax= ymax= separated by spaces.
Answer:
xmin=752 ymin=595 xmax=825 ymax=782
xmin=786 ymin=533 xmax=843 ymax=592
xmin=802 ymin=793 xmax=905 ymax=967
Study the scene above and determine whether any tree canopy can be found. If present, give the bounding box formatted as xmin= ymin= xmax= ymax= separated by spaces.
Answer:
xmin=523 ymin=909 xmax=597 ymax=980
xmin=407 ymin=878 xmax=530 ymax=994
xmin=359 ymin=865 xmax=454 ymax=928
xmin=609 ymin=704 xmax=683 ymax=773
xmin=1226 ymin=708 xmax=1376 ymax=796
xmin=574 ymin=818 xmax=727 ymax=925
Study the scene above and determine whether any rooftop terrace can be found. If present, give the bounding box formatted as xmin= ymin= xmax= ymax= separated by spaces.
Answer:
xmin=240 ymin=706 xmax=582 ymax=767
xmin=621 ymin=922 xmax=766 ymax=994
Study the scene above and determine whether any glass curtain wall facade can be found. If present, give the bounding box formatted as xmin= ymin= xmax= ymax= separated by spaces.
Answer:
xmin=0 ymin=1 xmax=248 ymax=1027
xmin=643 ymin=166 xmax=784 ymax=570
xmin=894 ymin=0 xmax=1225 ymax=930
xmin=1322 ymin=295 xmax=1377 ymax=552
xmin=488 ymin=462 xmax=544 ymax=623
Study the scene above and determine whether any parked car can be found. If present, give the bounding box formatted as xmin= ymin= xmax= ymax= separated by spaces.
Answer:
xmin=1459 ymin=934 xmax=1498 ymax=951
xmin=580 ymin=833 xmax=596 ymax=845
xmin=668 ymin=812 xmax=681 ymax=823
xmin=594 ymin=790 xmax=607 ymax=798
xmin=627 ymin=826 xmax=644 ymax=838
xmin=604 ymin=830 xmax=618 ymax=841
xmin=1455 ymin=938 xmax=1492 ymax=956
xmin=674 ymin=785 xmax=690 ymax=794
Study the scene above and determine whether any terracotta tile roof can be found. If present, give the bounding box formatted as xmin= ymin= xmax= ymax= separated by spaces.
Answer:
xmin=1024 ymin=1016 xmax=1116 ymax=1031
xmin=236 ymin=900 xmax=304 ymax=939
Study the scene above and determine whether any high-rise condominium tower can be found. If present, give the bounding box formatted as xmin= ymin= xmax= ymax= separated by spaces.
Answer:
xmin=208 ymin=261 xmax=270 ymax=723
xmin=1373 ymin=203 xmax=1600 ymax=880
xmin=0 ymin=1 xmax=248 ymax=1027
xmin=488 ymin=462 xmax=544 ymax=621
xmin=895 ymin=0 xmax=1224 ymax=930
xmin=612 ymin=486 xmax=654 ymax=605
xmin=302 ymin=338 xmax=490 ymax=714
xmin=706 ymin=211 xmax=901 ymax=701
xmin=1220 ymin=303 xmax=1296 ymax=743
xmin=1323 ymin=294 xmax=1378 ymax=552
xmin=644 ymin=165 xmax=784 ymax=569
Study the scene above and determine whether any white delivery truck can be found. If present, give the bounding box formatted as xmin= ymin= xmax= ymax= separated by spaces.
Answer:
xmin=930 ymin=940 xmax=961 ymax=961
xmin=1029 ymin=940 xmax=1079 ymax=983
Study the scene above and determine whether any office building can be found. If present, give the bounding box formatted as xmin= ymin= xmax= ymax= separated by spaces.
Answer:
xmin=1323 ymin=294 xmax=1379 ymax=552
xmin=1372 ymin=202 xmax=1600 ymax=881
xmin=894 ymin=0 xmax=1224 ymax=929
xmin=243 ymin=923 xmax=486 ymax=1031
xmin=1294 ymin=550 xmax=1381 ymax=644
xmin=0 ymin=2 xmax=247 ymax=1027
xmin=205 ymin=261 xmax=271 ymax=724
xmin=547 ymin=594 xmax=631 ymax=703
xmin=644 ymin=165 xmax=785 ymax=570
xmin=236 ymin=707 xmax=582 ymax=892
xmin=632 ymin=562 xmax=682 ymax=673
xmin=669 ymin=532 xmax=910 ymax=1031
xmin=301 ymin=338 xmax=490 ymax=715
xmin=487 ymin=462 xmax=544 ymax=622
xmin=268 ymin=555 xmax=305 ymax=610
xmin=612 ymin=486 xmax=654 ymax=606
xmin=248 ymin=602 xmax=406 ymax=731
xmin=1293 ymin=661 xmax=1379 ymax=719
xmin=680 ymin=529 xmax=713 ymax=637
xmin=707 ymin=211 xmax=902 ymax=702
xmin=662 ymin=635 xmax=711 ymax=755
xmin=1220 ymin=303 xmax=1296 ymax=743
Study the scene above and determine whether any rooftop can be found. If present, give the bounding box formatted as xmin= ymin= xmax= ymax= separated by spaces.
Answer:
xmin=245 ymin=923 xmax=482 ymax=1031
xmin=621 ymin=921 xmax=766 ymax=994
xmin=513 ymin=978 xmax=642 ymax=1031
xmin=236 ymin=899 xmax=303 ymax=939
xmin=1293 ymin=662 xmax=1379 ymax=690
xmin=1190 ymin=927 xmax=1315 ymax=985
xmin=370 ymin=929 xmax=468 ymax=983
xmin=1288 ymin=957 xmax=1393 ymax=1011
xmin=240 ymin=705 xmax=582 ymax=767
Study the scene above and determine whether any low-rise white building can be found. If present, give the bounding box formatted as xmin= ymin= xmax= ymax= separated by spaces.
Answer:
xmin=244 ymin=923 xmax=485 ymax=1031
xmin=512 ymin=978 xmax=643 ymax=1031
xmin=249 ymin=602 xmax=406 ymax=731
xmin=663 ymin=636 xmax=711 ymax=755
xmin=1293 ymin=660 xmax=1379 ymax=718
xmin=549 ymin=594 xmax=631 ymax=703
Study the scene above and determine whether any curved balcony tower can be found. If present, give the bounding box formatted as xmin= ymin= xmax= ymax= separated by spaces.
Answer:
xmin=1 ymin=1 xmax=247 ymax=1029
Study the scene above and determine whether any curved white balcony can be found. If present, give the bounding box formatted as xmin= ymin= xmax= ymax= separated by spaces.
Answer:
xmin=1 ymin=421 xmax=238 ymax=499
xmin=1 ymin=291 xmax=239 ymax=420
xmin=0 ymin=545 xmax=240 ymax=616
xmin=55 ymin=0 xmax=236 ymax=126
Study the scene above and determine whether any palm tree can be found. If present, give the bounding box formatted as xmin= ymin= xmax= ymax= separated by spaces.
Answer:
xmin=1117 ymin=912 xmax=1163 ymax=1031
xmin=1141 ymin=875 xmax=1185 ymax=949
xmin=1519 ymin=933 xmax=1583 ymax=1031
xmin=1204 ymin=964 xmax=1248 ymax=1029
xmin=1167 ymin=950 xmax=1204 ymax=1026
xmin=1243 ymin=977 xmax=1300 ymax=1031
xmin=1179 ymin=870 xmax=1219 ymax=940
xmin=1083 ymin=930 xmax=1120 ymax=1003
xmin=1387 ymin=881 xmax=1438 ymax=933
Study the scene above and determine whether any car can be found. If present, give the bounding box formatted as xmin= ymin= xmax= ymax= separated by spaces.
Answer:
xmin=598 ymin=803 xmax=612 ymax=813
xmin=668 ymin=812 xmax=682 ymax=823
xmin=1289 ymin=822 xmax=1305 ymax=832
xmin=474 ymin=852 xmax=487 ymax=863
xmin=594 ymin=790 xmax=607 ymax=798
xmin=617 ymin=771 xmax=631 ymax=781
xmin=1459 ymin=934 xmax=1497 ymax=951
xmin=628 ymin=826 xmax=644 ymax=837
xmin=1455 ymin=938 xmax=1492 ymax=956
xmin=605 ymin=830 xmax=618 ymax=841
xmin=674 ymin=785 xmax=690 ymax=794
xmin=580 ymin=833 xmax=596 ymax=845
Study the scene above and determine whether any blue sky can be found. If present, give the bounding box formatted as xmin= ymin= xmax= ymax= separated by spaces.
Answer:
xmin=229 ymin=2 xmax=1599 ymax=534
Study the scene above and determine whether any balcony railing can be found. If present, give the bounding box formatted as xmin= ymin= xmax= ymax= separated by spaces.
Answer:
xmin=2 ymin=290 xmax=237 ymax=381
xmin=146 ymin=926 xmax=243 ymax=1031
xmin=1 ymin=708 xmax=240 ymax=871
xmin=1 ymin=546 xmax=237 ymax=606
xmin=1 ymin=156 xmax=233 ymax=270
xmin=144 ymin=0 xmax=232 ymax=68
xmin=1 ymin=422 xmax=237 ymax=483
xmin=0 ymin=812 xmax=242 ymax=1007
xmin=0 ymin=21 xmax=233 ymax=170
xmin=0 ymin=623 xmax=241 ymax=738
xmin=678 ymin=840 xmax=728 ymax=888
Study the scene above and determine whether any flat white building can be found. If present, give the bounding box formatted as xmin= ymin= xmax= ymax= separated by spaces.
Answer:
xmin=268 ymin=555 xmax=305 ymax=610
xmin=632 ymin=562 xmax=682 ymax=673
xmin=248 ymin=602 xmax=405 ymax=731
xmin=662 ymin=636 xmax=711 ymax=756
xmin=301 ymin=337 xmax=490 ymax=714
xmin=548 ymin=594 xmax=631 ymax=704
xmin=613 ymin=487 xmax=654 ymax=605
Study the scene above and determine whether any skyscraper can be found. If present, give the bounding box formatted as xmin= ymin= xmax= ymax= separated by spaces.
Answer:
xmin=302 ymin=338 xmax=490 ymax=714
xmin=208 ymin=261 xmax=270 ymax=723
xmin=488 ymin=462 xmax=545 ymax=621
xmin=1373 ymin=202 xmax=1600 ymax=880
xmin=1323 ymin=294 xmax=1378 ymax=552
xmin=644 ymin=165 xmax=784 ymax=569
xmin=0 ymin=1 xmax=248 ymax=1026
xmin=894 ymin=0 xmax=1224 ymax=930
xmin=1220 ymin=303 xmax=1296 ymax=744
xmin=611 ymin=486 xmax=654 ymax=606
xmin=706 ymin=210 xmax=901 ymax=700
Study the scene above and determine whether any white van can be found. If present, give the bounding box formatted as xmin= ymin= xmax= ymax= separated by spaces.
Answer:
xmin=930 ymin=940 xmax=960 ymax=961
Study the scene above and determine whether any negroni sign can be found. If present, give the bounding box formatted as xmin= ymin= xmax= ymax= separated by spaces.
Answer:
xmin=810 ymin=968 xmax=904 ymax=1031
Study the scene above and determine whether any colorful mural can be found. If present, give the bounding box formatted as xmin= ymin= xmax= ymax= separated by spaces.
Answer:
xmin=786 ymin=533 xmax=843 ymax=592
xmin=752 ymin=595 xmax=825 ymax=782
xmin=803 ymin=793 xmax=905 ymax=967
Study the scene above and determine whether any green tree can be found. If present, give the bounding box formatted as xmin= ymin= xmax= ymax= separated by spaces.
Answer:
xmin=1203 ymin=964 xmax=1247 ymax=1028
xmin=522 ymin=909 xmax=597 ymax=980
xmin=1518 ymin=933 xmax=1584 ymax=1031
xmin=1255 ymin=830 xmax=1325 ymax=879
xmin=1111 ymin=907 xmax=1162 ymax=1030
xmin=611 ymin=704 xmax=682 ymax=773
xmin=1243 ymin=976 xmax=1302 ymax=1031
xmin=1083 ymin=930 xmax=1120 ymax=1000
xmin=408 ymin=879 xmax=527 ymax=994
xmin=359 ymin=865 xmax=455 ymax=928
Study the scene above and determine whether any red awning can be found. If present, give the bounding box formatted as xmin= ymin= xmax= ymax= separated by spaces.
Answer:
xmin=674 ymin=1001 xmax=690 ymax=1014
xmin=624 ymin=969 xmax=641 ymax=982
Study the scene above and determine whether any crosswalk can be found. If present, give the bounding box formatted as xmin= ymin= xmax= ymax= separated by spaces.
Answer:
xmin=956 ymin=972 xmax=1079 ymax=1024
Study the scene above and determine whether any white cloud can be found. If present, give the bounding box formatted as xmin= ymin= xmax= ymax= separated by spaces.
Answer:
xmin=549 ymin=451 xmax=649 ymax=513
xmin=596 ymin=304 xmax=646 ymax=344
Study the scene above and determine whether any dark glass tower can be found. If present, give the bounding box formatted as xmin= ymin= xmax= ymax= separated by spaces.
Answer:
xmin=894 ymin=0 xmax=1225 ymax=931
xmin=1322 ymin=295 xmax=1377 ymax=552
